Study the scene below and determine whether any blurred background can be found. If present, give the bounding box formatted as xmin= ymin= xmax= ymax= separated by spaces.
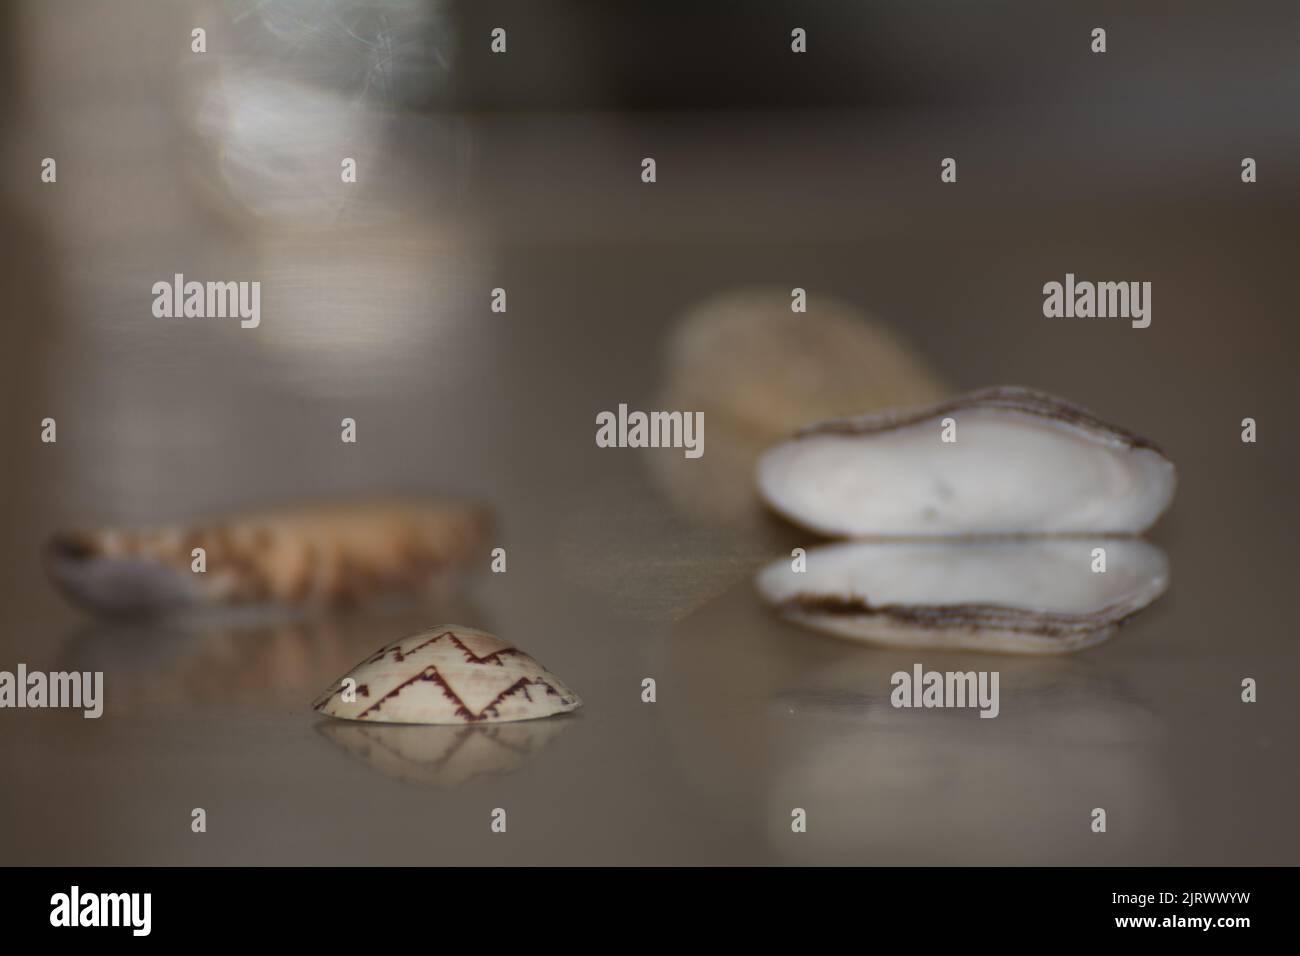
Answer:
xmin=0 ymin=0 xmax=1297 ymax=865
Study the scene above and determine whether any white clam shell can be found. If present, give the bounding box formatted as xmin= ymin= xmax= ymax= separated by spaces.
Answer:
xmin=756 ymin=539 xmax=1170 ymax=654
xmin=757 ymin=386 xmax=1176 ymax=538
xmin=312 ymin=626 xmax=581 ymax=724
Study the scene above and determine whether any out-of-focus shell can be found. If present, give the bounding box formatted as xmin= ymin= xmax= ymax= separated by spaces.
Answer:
xmin=651 ymin=287 xmax=947 ymax=527
xmin=45 ymin=498 xmax=490 ymax=618
xmin=662 ymin=288 xmax=947 ymax=438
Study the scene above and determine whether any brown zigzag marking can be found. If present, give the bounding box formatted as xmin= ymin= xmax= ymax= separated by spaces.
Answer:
xmin=317 ymin=634 xmax=457 ymax=709
xmin=357 ymin=668 xmax=566 ymax=722
xmin=475 ymin=676 xmax=569 ymax=721
xmin=365 ymin=629 xmax=454 ymax=664
xmin=311 ymin=679 xmax=372 ymax=711
xmin=445 ymin=631 xmax=521 ymax=666
xmin=357 ymin=666 xmax=474 ymax=720
xmin=364 ymin=629 xmax=521 ymax=667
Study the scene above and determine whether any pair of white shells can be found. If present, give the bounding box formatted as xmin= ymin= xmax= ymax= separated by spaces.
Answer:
xmin=755 ymin=387 xmax=1177 ymax=653
xmin=313 ymin=626 xmax=581 ymax=725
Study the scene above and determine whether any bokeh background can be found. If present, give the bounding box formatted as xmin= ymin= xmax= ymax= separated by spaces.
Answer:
xmin=1 ymin=0 xmax=1297 ymax=864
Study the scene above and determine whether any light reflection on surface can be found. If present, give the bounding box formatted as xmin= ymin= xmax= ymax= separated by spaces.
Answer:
xmin=2 ymin=0 xmax=1296 ymax=866
xmin=57 ymin=599 xmax=488 ymax=716
xmin=665 ymin=580 xmax=1175 ymax=864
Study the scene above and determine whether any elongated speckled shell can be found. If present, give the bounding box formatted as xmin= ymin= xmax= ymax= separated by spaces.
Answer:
xmin=312 ymin=626 xmax=582 ymax=724
xmin=45 ymin=498 xmax=490 ymax=618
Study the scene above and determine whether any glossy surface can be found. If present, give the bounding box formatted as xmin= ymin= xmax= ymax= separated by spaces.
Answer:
xmin=1 ymin=1 xmax=1297 ymax=866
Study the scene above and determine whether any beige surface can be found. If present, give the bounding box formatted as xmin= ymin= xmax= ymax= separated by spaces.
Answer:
xmin=0 ymin=1 xmax=1297 ymax=866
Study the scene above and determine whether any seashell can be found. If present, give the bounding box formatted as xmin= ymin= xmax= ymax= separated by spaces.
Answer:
xmin=756 ymin=539 xmax=1169 ymax=654
xmin=757 ymin=386 xmax=1176 ymax=538
xmin=45 ymin=498 xmax=490 ymax=618
xmin=312 ymin=625 xmax=581 ymax=724
xmin=650 ymin=287 xmax=947 ymax=528
xmin=660 ymin=288 xmax=947 ymax=441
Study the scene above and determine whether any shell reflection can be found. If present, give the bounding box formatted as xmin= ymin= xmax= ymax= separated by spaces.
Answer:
xmin=664 ymin=581 xmax=1175 ymax=864
xmin=317 ymin=719 xmax=572 ymax=788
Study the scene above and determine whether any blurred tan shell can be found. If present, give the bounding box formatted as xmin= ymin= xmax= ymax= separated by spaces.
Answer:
xmin=556 ymin=288 xmax=949 ymax=623
xmin=650 ymin=288 xmax=947 ymax=527
xmin=664 ymin=288 xmax=947 ymax=436
xmin=313 ymin=625 xmax=582 ymax=725
xmin=45 ymin=498 xmax=490 ymax=618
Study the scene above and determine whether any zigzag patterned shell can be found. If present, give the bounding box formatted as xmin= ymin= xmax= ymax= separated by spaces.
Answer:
xmin=312 ymin=626 xmax=582 ymax=725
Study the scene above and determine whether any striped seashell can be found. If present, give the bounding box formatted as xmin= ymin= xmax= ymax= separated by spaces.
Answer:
xmin=312 ymin=626 xmax=582 ymax=724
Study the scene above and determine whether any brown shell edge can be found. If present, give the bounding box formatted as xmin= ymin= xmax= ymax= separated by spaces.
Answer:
xmin=792 ymin=385 xmax=1168 ymax=457
xmin=774 ymin=590 xmax=1166 ymax=642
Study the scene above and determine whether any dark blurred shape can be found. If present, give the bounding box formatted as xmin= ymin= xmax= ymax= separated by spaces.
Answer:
xmin=445 ymin=0 xmax=932 ymax=111
xmin=443 ymin=0 xmax=1300 ymax=118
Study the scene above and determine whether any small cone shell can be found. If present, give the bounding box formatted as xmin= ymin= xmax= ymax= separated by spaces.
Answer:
xmin=313 ymin=626 xmax=582 ymax=724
